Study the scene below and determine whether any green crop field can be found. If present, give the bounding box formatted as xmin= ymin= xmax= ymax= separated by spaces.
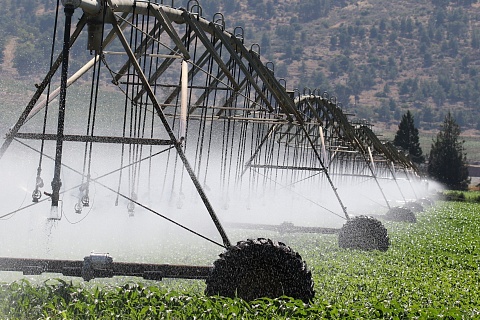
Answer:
xmin=1 ymin=200 xmax=480 ymax=319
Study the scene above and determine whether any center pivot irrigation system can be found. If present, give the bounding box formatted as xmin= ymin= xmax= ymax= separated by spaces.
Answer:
xmin=0 ymin=0 xmax=428 ymax=302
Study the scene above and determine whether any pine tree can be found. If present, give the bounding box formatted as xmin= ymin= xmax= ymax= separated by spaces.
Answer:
xmin=427 ymin=112 xmax=470 ymax=190
xmin=393 ymin=110 xmax=425 ymax=164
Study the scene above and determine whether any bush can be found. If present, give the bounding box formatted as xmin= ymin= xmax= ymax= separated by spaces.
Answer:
xmin=443 ymin=191 xmax=465 ymax=202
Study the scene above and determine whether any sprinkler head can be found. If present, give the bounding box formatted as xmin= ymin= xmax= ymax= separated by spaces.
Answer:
xmin=32 ymin=189 xmax=42 ymax=202
xmin=127 ymin=202 xmax=135 ymax=216
xmin=74 ymin=202 xmax=83 ymax=214
xmin=81 ymin=195 xmax=90 ymax=207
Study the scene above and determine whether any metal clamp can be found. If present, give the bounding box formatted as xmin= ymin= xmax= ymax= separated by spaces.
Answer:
xmin=82 ymin=253 xmax=113 ymax=281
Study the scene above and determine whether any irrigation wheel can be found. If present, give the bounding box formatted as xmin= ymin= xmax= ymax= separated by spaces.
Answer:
xmin=417 ymin=197 xmax=433 ymax=207
xmin=386 ymin=206 xmax=417 ymax=223
xmin=338 ymin=216 xmax=390 ymax=251
xmin=205 ymin=238 xmax=314 ymax=303
xmin=404 ymin=201 xmax=424 ymax=213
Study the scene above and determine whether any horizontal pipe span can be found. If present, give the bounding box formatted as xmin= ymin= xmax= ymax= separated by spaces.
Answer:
xmin=74 ymin=0 xmax=230 ymax=39
xmin=71 ymin=0 xmax=184 ymax=22
xmin=246 ymin=164 xmax=326 ymax=172
xmin=0 ymin=256 xmax=212 ymax=280
xmin=0 ymin=256 xmax=83 ymax=274
xmin=68 ymin=0 xmax=101 ymax=14
xmin=14 ymin=132 xmax=174 ymax=146
xmin=226 ymin=222 xmax=339 ymax=234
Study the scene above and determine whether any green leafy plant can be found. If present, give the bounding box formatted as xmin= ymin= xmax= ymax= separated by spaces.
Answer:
xmin=1 ymin=201 xmax=480 ymax=319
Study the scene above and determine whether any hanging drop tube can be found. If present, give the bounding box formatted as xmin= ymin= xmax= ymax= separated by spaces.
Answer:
xmin=50 ymin=1 xmax=77 ymax=219
xmin=179 ymin=60 xmax=188 ymax=142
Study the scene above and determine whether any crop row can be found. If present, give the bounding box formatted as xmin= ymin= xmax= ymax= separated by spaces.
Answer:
xmin=1 ymin=201 xmax=479 ymax=319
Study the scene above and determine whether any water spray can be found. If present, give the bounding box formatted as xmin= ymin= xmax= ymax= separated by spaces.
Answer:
xmin=0 ymin=0 xmax=426 ymax=303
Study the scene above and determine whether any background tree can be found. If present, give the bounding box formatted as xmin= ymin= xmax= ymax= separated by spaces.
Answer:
xmin=427 ymin=112 xmax=470 ymax=190
xmin=393 ymin=110 xmax=425 ymax=164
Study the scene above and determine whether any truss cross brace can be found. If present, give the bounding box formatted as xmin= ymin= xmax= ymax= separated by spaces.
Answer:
xmin=109 ymin=8 xmax=231 ymax=248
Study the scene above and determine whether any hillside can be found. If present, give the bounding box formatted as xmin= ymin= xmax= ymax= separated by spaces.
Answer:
xmin=201 ymin=0 xmax=480 ymax=131
xmin=1 ymin=0 xmax=479 ymax=161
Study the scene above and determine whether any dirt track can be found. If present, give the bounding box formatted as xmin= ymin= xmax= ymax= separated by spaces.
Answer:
xmin=1 ymin=38 xmax=18 ymax=76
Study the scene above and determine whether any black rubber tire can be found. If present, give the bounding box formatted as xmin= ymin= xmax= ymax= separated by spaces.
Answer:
xmin=338 ymin=216 xmax=390 ymax=251
xmin=417 ymin=197 xmax=433 ymax=206
xmin=205 ymin=238 xmax=315 ymax=303
xmin=386 ymin=206 xmax=417 ymax=223
xmin=404 ymin=201 xmax=424 ymax=213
